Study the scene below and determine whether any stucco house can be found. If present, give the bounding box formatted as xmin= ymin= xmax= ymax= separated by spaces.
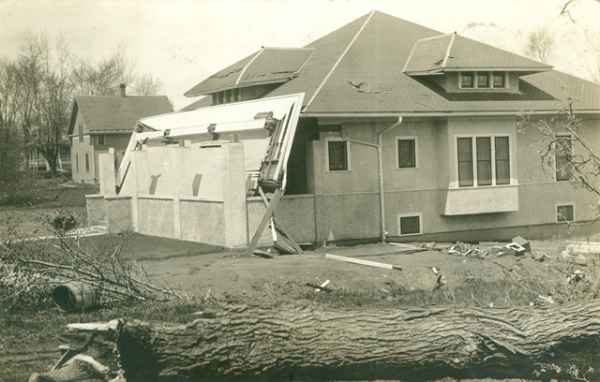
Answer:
xmin=68 ymin=85 xmax=172 ymax=183
xmin=89 ymin=11 xmax=600 ymax=248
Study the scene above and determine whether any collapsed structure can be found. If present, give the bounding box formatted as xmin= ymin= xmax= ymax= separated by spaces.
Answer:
xmin=88 ymin=11 xmax=600 ymax=248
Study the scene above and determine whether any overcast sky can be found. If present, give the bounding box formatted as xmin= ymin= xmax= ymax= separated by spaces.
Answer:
xmin=1 ymin=0 xmax=599 ymax=109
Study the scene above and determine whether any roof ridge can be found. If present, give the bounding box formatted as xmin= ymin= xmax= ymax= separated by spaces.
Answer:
xmin=304 ymin=10 xmax=376 ymax=109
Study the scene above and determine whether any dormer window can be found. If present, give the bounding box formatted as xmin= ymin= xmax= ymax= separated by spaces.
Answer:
xmin=459 ymin=71 xmax=507 ymax=89
xmin=476 ymin=72 xmax=490 ymax=88
xmin=493 ymin=72 xmax=506 ymax=88
xmin=460 ymin=72 xmax=474 ymax=88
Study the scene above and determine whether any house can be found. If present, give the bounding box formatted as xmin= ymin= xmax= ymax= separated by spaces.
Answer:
xmin=68 ymin=84 xmax=173 ymax=183
xmin=88 ymin=11 xmax=600 ymax=247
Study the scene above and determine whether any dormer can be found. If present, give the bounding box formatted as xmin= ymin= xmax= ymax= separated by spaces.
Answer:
xmin=184 ymin=47 xmax=314 ymax=104
xmin=403 ymin=33 xmax=552 ymax=94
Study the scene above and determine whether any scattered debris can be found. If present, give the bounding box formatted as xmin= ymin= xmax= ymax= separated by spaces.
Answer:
xmin=531 ymin=251 xmax=550 ymax=262
xmin=346 ymin=80 xmax=391 ymax=94
xmin=512 ymin=236 xmax=531 ymax=253
xmin=537 ymin=294 xmax=555 ymax=305
xmin=307 ymin=280 xmax=332 ymax=293
xmin=567 ymin=270 xmax=586 ymax=284
xmin=253 ymin=249 xmax=274 ymax=259
xmin=566 ymin=241 xmax=600 ymax=255
xmin=325 ymin=253 xmax=402 ymax=271
xmin=431 ymin=266 xmax=446 ymax=290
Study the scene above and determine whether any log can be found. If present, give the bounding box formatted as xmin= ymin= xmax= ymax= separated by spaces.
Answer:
xmin=71 ymin=302 xmax=600 ymax=381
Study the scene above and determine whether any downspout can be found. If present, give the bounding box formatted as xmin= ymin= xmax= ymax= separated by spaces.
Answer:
xmin=377 ymin=116 xmax=403 ymax=242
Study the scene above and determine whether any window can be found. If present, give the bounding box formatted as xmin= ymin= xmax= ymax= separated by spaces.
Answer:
xmin=495 ymin=136 xmax=510 ymax=184
xmin=75 ymin=153 xmax=79 ymax=172
xmin=556 ymin=204 xmax=574 ymax=223
xmin=460 ymin=72 xmax=474 ymax=88
xmin=327 ymin=140 xmax=349 ymax=171
xmin=555 ymin=134 xmax=573 ymax=181
xmin=476 ymin=137 xmax=492 ymax=186
xmin=457 ymin=136 xmax=511 ymax=187
xmin=476 ymin=72 xmax=490 ymax=88
xmin=85 ymin=153 xmax=90 ymax=173
xmin=457 ymin=137 xmax=474 ymax=187
xmin=493 ymin=73 xmax=506 ymax=88
xmin=397 ymin=138 xmax=416 ymax=168
xmin=398 ymin=214 xmax=422 ymax=236
xmin=97 ymin=135 xmax=105 ymax=145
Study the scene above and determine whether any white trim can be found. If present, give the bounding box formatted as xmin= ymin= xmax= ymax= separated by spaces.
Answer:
xmin=454 ymin=134 xmax=514 ymax=189
xmin=235 ymin=49 xmax=264 ymax=86
xmin=397 ymin=212 xmax=423 ymax=236
xmin=395 ymin=136 xmax=418 ymax=169
xmin=554 ymin=133 xmax=573 ymax=182
xmin=555 ymin=203 xmax=575 ymax=223
xmin=324 ymin=136 xmax=351 ymax=172
xmin=305 ymin=10 xmax=375 ymax=108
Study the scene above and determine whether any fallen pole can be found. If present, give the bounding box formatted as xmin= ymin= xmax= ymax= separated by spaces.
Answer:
xmin=325 ymin=253 xmax=402 ymax=271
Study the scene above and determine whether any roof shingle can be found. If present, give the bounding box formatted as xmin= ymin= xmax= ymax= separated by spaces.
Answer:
xmin=69 ymin=95 xmax=173 ymax=135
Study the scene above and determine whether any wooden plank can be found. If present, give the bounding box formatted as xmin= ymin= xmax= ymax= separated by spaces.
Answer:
xmin=325 ymin=253 xmax=402 ymax=271
xmin=257 ymin=186 xmax=302 ymax=254
xmin=246 ymin=188 xmax=284 ymax=256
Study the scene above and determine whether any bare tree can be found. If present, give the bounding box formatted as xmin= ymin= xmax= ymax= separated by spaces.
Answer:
xmin=525 ymin=27 xmax=554 ymax=63
xmin=517 ymin=100 xmax=600 ymax=206
xmin=132 ymin=73 xmax=162 ymax=96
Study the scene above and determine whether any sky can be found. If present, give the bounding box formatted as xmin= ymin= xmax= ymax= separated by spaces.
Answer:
xmin=1 ymin=0 xmax=599 ymax=110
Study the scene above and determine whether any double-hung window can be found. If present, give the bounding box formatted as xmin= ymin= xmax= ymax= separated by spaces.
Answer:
xmin=327 ymin=140 xmax=349 ymax=171
xmin=397 ymin=138 xmax=417 ymax=168
xmin=457 ymin=136 xmax=511 ymax=187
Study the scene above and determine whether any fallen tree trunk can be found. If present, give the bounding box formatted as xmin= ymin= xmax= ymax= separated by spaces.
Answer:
xmin=71 ymin=302 xmax=600 ymax=381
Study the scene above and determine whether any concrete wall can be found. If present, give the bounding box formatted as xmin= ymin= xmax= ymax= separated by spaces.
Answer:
xmin=306 ymin=116 xmax=600 ymax=242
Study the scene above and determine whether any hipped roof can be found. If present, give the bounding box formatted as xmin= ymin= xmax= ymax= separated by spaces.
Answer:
xmin=186 ymin=11 xmax=600 ymax=115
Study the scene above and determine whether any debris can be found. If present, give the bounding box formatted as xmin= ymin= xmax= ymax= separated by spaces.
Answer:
xmin=325 ymin=253 xmax=402 ymax=271
xmin=531 ymin=251 xmax=550 ymax=262
xmin=511 ymin=236 xmax=531 ymax=253
xmin=53 ymin=282 xmax=100 ymax=312
xmin=433 ymin=273 xmax=447 ymax=290
xmin=567 ymin=270 xmax=586 ymax=284
xmin=537 ymin=295 xmax=555 ymax=305
xmin=253 ymin=249 xmax=274 ymax=259
xmin=29 ymin=354 xmax=110 ymax=382
xmin=307 ymin=280 xmax=332 ymax=293
xmin=566 ymin=241 xmax=600 ymax=255
xmin=506 ymin=242 xmax=527 ymax=255
xmin=574 ymin=254 xmax=588 ymax=266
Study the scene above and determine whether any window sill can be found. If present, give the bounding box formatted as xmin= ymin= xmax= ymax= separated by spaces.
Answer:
xmin=443 ymin=183 xmax=519 ymax=216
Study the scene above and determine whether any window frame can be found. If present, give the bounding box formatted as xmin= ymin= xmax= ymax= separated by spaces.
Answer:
xmin=397 ymin=212 xmax=423 ymax=236
xmin=459 ymin=72 xmax=474 ymax=89
xmin=459 ymin=71 xmax=508 ymax=90
xmin=97 ymin=135 xmax=105 ymax=145
xmin=396 ymin=136 xmax=418 ymax=169
xmin=325 ymin=137 xmax=351 ymax=172
xmin=455 ymin=134 xmax=513 ymax=188
xmin=554 ymin=133 xmax=573 ymax=182
xmin=555 ymin=203 xmax=575 ymax=223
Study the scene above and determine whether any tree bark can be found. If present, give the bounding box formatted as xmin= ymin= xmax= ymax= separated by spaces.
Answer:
xmin=81 ymin=302 xmax=600 ymax=381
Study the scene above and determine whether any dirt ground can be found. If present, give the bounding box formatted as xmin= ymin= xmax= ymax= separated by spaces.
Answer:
xmin=1 ymin=178 xmax=599 ymax=381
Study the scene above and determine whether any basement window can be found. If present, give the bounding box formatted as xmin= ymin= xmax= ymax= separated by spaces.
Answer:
xmin=397 ymin=137 xmax=417 ymax=168
xmin=556 ymin=204 xmax=574 ymax=223
xmin=327 ymin=139 xmax=349 ymax=171
xmin=398 ymin=213 xmax=422 ymax=236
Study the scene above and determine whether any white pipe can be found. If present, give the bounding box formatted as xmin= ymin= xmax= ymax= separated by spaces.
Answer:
xmin=377 ymin=116 xmax=403 ymax=242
